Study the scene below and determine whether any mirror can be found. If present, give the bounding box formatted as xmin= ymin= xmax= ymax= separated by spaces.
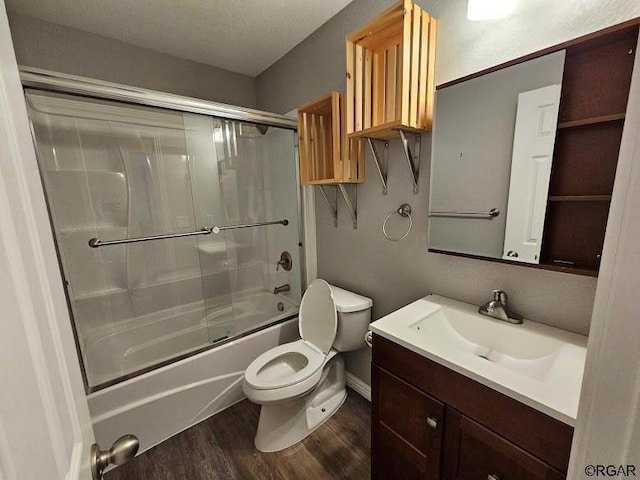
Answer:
xmin=428 ymin=20 xmax=640 ymax=278
xmin=429 ymin=50 xmax=566 ymax=265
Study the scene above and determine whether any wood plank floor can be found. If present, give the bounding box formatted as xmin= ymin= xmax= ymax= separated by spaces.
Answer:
xmin=105 ymin=389 xmax=371 ymax=480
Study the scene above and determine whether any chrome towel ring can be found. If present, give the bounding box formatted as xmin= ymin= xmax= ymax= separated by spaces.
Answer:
xmin=383 ymin=203 xmax=413 ymax=241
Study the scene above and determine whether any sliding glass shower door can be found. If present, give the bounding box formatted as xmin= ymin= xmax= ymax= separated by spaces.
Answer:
xmin=26 ymin=89 xmax=301 ymax=390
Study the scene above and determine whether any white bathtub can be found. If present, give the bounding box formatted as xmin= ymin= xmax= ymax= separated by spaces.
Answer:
xmin=86 ymin=294 xmax=299 ymax=454
xmin=84 ymin=291 xmax=297 ymax=387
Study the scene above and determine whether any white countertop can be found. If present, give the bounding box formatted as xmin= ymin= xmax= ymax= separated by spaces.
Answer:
xmin=369 ymin=294 xmax=588 ymax=426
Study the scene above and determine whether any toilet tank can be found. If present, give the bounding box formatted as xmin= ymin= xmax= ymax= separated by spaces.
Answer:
xmin=329 ymin=285 xmax=373 ymax=352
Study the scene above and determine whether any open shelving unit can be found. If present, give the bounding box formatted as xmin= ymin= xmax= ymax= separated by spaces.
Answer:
xmin=297 ymin=92 xmax=363 ymax=228
xmin=539 ymin=25 xmax=639 ymax=276
xmin=345 ymin=0 xmax=436 ymax=194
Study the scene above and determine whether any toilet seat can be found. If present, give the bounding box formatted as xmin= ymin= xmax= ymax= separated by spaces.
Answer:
xmin=244 ymin=280 xmax=338 ymax=394
xmin=244 ymin=340 xmax=325 ymax=390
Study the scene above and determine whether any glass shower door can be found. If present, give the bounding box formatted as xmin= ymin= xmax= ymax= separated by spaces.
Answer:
xmin=185 ymin=114 xmax=302 ymax=342
xmin=27 ymin=88 xmax=302 ymax=390
xmin=26 ymin=90 xmax=232 ymax=388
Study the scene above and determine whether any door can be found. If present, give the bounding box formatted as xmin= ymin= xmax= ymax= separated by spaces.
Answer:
xmin=372 ymin=365 xmax=444 ymax=480
xmin=503 ymin=84 xmax=562 ymax=264
xmin=442 ymin=409 xmax=564 ymax=480
xmin=0 ymin=3 xmax=95 ymax=478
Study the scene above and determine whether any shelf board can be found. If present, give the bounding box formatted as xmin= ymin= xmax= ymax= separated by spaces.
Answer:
xmin=548 ymin=195 xmax=612 ymax=202
xmin=428 ymin=248 xmax=599 ymax=277
xmin=348 ymin=121 xmax=424 ymax=141
xmin=302 ymin=178 xmax=364 ymax=186
xmin=537 ymin=262 xmax=599 ymax=277
xmin=557 ymin=113 xmax=625 ymax=129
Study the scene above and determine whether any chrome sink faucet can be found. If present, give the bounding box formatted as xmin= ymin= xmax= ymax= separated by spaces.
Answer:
xmin=479 ymin=290 xmax=523 ymax=324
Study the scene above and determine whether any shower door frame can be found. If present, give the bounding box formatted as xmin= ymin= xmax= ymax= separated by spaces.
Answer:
xmin=21 ymin=66 xmax=307 ymax=393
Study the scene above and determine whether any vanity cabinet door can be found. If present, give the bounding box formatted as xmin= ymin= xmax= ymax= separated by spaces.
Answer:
xmin=372 ymin=365 xmax=444 ymax=480
xmin=443 ymin=408 xmax=565 ymax=480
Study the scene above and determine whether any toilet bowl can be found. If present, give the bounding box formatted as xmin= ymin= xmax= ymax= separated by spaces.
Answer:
xmin=243 ymin=279 xmax=372 ymax=452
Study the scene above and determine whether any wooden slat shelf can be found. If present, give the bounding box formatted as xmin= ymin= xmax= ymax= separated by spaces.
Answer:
xmin=557 ymin=113 xmax=625 ymax=129
xmin=297 ymin=92 xmax=364 ymax=186
xmin=548 ymin=195 xmax=612 ymax=202
xmin=345 ymin=0 xmax=437 ymax=141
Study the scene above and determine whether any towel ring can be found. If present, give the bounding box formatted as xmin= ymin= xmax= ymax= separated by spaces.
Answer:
xmin=383 ymin=203 xmax=413 ymax=241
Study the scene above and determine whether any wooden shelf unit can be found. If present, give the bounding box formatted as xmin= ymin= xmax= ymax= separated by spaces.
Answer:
xmin=540 ymin=25 xmax=639 ymax=274
xmin=345 ymin=0 xmax=436 ymax=141
xmin=297 ymin=92 xmax=364 ymax=185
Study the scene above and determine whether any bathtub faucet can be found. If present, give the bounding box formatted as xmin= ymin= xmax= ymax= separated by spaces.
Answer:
xmin=273 ymin=284 xmax=291 ymax=295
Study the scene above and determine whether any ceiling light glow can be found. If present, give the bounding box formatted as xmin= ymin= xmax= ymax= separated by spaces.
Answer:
xmin=467 ymin=0 xmax=516 ymax=21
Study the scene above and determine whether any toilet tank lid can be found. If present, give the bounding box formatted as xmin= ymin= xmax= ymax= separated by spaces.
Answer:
xmin=329 ymin=285 xmax=373 ymax=313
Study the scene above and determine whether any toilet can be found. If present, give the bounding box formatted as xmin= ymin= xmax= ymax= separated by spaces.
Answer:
xmin=243 ymin=279 xmax=372 ymax=452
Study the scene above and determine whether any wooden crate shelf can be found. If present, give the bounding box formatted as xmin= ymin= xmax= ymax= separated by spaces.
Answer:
xmin=345 ymin=0 xmax=437 ymax=141
xmin=297 ymin=92 xmax=364 ymax=185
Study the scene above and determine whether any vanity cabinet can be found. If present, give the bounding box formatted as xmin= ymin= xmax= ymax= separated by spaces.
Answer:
xmin=372 ymin=334 xmax=573 ymax=480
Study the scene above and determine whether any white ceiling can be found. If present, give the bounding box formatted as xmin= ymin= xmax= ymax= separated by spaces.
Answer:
xmin=6 ymin=0 xmax=355 ymax=77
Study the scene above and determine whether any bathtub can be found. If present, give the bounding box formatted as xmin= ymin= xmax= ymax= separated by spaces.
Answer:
xmin=84 ymin=290 xmax=297 ymax=387
xmin=86 ymin=292 xmax=299 ymax=454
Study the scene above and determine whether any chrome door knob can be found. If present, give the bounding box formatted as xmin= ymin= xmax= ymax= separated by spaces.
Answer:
xmin=91 ymin=434 xmax=139 ymax=480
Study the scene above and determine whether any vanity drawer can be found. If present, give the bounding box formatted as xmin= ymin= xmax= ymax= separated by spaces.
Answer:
xmin=443 ymin=409 xmax=565 ymax=480
xmin=374 ymin=365 xmax=444 ymax=453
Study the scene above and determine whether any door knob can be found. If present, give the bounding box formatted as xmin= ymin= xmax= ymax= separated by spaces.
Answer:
xmin=91 ymin=434 xmax=139 ymax=480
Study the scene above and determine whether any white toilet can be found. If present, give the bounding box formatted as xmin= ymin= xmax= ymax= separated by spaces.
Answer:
xmin=243 ymin=279 xmax=372 ymax=452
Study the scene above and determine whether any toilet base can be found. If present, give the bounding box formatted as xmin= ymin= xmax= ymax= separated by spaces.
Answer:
xmin=254 ymin=355 xmax=347 ymax=452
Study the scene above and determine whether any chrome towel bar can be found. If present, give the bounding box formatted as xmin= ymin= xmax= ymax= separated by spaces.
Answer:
xmin=428 ymin=208 xmax=499 ymax=219
xmin=88 ymin=219 xmax=289 ymax=248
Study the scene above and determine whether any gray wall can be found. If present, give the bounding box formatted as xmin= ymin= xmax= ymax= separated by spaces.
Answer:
xmin=430 ymin=51 xmax=565 ymax=258
xmin=8 ymin=13 xmax=257 ymax=108
xmin=254 ymin=0 xmax=633 ymax=386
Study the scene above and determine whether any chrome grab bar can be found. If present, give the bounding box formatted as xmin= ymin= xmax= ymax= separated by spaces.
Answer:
xmin=428 ymin=208 xmax=500 ymax=219
xmin=88 ymin=219 xmax=289 ymax=248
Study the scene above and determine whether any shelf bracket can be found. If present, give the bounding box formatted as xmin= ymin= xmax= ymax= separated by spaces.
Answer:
xmin=338 ymin=184 xmax=357 ymax=229
xmin=317 ymin=185 xmax=338 ymax=227
xmin=366 ymin=138 xmax=389 ymax=195
xmin=398 ymin=130 xmax=421 ymax=194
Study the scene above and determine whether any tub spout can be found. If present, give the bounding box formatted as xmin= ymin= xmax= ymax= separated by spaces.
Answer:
xmin=273 ymin=284 xmax=291 ymax=295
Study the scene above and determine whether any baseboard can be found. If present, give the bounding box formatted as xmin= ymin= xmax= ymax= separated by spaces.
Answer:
xmin=345 ymin=372 xmax=371 ymax=402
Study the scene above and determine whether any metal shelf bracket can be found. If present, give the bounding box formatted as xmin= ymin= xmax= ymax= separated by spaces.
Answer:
xmin=318 ymin=185 xmax=338 ymax=227
xmin=398 ymin=130 xmax=422 ymax=194
xmin=366 ymin=138 xmax=389 ymax=195
xmin=338 ymin=184 xmax=358 ymax=229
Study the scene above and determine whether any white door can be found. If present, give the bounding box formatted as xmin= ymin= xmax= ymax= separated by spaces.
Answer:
xmin=0 ymin=3 xmax=95 ymax=478
xmin=502 ymin=84 xmax=562 ymax=264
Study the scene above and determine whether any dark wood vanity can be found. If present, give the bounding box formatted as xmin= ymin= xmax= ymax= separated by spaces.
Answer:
xmin=371 ymin=334 xmax=573 ymax=480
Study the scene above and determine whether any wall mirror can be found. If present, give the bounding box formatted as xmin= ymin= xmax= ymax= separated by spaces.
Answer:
xmin=428 ymin=25 xmax=639 ymax=276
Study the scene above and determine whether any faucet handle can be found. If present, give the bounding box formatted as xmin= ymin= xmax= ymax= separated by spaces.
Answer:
xmin=492 ymin=289 xmax=507 ymax=304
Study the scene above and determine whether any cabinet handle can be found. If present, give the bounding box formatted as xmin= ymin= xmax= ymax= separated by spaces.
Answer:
xmin=488 ymin=475 xmax=500 ymax=480
xmin=426 ymin=416 xmax=438 ymax=429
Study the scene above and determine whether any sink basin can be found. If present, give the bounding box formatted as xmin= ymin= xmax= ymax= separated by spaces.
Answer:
xmin=369 ymin=295 xmax=588 ymax=425
xmin=409 ymin=305 xmax=564 ymax=381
